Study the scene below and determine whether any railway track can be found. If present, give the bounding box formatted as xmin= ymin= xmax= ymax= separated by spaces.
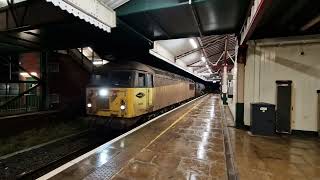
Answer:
xmin=18 ymin=136 xmax=98 ymax=180
xmin=0 ymin=129 xmax=121 ymax=179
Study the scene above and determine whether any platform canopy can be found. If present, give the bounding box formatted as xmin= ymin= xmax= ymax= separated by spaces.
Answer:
xmin=150 ymin=35 xmax=236 ymax=81
xmin=113 ymin=0 xmax=247 ymax=81
xmin=116 ymin=0 xmax=250 ymax=40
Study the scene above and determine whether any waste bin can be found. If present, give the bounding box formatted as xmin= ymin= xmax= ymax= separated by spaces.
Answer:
xmin=250 ymin=103 xmax=276 ymax=136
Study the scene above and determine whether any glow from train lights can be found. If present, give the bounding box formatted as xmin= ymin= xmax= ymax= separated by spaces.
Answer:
xmin=87 ymin=103 xmax=92 ymax=108
xmin=99 ymin=89 xmax=108 ymax=96
xmin=120 ymin=105 xmax=126 ymax=110
xmin=189 ymin=38 xmax=198 ymax=49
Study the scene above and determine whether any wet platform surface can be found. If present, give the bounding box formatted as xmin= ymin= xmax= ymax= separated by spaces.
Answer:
xmin=224 ymin=107 xmax=320 ymax=180
xmin=41 ymin=94 xmax=320 ymax=180
xmin=43 ymin=95 xmax=228 ymax=180
xmin=229 ymin=128 xmax=320 ymax=180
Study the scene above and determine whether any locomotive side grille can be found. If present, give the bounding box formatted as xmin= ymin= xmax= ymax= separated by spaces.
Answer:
xmin=97 ymin=97 xmax=110 ymax=110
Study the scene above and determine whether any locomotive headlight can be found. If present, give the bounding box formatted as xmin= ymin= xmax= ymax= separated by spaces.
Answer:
xmin=120 ymin=105 xmax=126 ymax=110
xmin=99 ymin=89 xmax=108 ymax=96
xmin=120 ymin=99 xmax=126 ymax=111
xmin=87 ymin=103 xmax=92 ymax=108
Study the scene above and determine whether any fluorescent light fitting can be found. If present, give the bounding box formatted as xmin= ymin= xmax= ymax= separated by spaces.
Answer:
xmin=87 ymin=47 xmax=93 ymax=52
xmin=93 ymin=60 xmax=108 ymax=65
xmin=93 ymin=61 xmax=102 ymax=65
xmin=189 ymin=38 xmax=198 ymax=49
xmin=201 ymin=56 xmax=206 ymax=62
xmin=189 ymin=0 xmax=192 ymax=4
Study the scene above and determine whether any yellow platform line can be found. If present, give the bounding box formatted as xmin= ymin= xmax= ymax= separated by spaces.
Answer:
xmin=112 ymin=95 xmax=207 ymax=178
xmin=142 ymin=97 xmax=205 ymax=151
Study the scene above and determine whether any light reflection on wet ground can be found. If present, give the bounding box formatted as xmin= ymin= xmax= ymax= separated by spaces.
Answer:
xmin=49 ymin=94 xmax=320 ymax=180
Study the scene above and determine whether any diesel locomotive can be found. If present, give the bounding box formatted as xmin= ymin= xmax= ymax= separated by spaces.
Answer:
xmin=86 ymin=61 xmax=205 ymax=128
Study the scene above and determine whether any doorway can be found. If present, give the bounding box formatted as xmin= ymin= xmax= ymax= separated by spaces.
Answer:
xmin=276 ymin=81 xmax=292 ymax=133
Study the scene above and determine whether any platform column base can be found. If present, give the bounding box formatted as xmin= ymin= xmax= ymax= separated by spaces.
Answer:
xmin=222 ymin=93 xmax=228 ymax=105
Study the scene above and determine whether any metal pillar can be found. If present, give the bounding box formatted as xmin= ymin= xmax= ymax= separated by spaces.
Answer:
xmin=222 ymin=36 xmax=229 ymax=105
xmin=235 ymin=45 xmax=247 ymax=128
xmin=40 ymin=52 xmax=48 ymax=110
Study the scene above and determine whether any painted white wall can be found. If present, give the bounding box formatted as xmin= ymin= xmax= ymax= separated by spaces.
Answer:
xmin=244 ymin=38 xmax=320 ymax=131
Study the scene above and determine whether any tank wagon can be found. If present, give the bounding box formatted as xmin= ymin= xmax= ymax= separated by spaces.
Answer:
xmin=86 ymin=61 xmax=205 ymax=128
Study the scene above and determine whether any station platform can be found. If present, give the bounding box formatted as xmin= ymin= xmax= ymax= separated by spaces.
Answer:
xmin=39 ymin=94 xmax=229 ymax=180
xmin=38 ymin=94 xmax=320 ymax=180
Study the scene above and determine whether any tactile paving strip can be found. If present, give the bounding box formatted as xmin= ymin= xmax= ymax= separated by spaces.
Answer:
xmin=83 ymin=147 xmax=141 ymax=179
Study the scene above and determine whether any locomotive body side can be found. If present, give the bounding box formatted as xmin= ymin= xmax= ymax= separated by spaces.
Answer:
xmin=152 ymin=69 xmax=195 ymax=111
xmin=85 ymin=61 xmax=196 ymax=127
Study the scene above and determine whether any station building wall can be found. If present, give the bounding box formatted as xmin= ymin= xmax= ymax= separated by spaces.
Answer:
xmin=243 ymin=37 xmax=320 ymax=131
xmin=48 ymin=52 xmax=90 ymax=115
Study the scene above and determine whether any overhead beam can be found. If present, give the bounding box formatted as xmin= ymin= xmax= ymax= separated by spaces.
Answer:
xmin=190 ymin=2 xmax=203 ymax=37
xmin=176 ymin=36 xmax=226 ymax=60
xmin=186 ymin=60 xmax=201 ymax=67
xmin=117 ymin=0 xmax=194 ymax=16
xmin=189 ymin=65 xmax=205 ymax=68
xmin=300 ymin=15 xmax=320 ymax=31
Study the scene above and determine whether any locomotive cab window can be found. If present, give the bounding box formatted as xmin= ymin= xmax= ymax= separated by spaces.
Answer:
xmin=90 ymin=71 xmax=133 ymax=87
xmin=110 ymin=71 xmax=133 ymax=87
xmin=137 ymin=73 xmax=146 ymax=87
xmin=146 ymin=74 xmax=153 ymax=87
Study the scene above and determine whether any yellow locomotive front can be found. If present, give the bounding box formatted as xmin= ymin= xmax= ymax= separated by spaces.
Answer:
xmin=86 ymin=65 xmax=154 ymax=126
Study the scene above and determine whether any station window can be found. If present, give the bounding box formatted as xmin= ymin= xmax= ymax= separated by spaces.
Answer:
xmin=138 ymin=73 xmax=146 ymax=87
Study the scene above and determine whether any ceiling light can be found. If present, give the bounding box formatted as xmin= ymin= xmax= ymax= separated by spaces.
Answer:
xmin=20 ymin=72 xmax=37 ymax=77
xmin=189 ymin=0 xmax=192 ymax=4
xmin=189 ymin=38 xmax=198 ymax=49
xmin=201 ymin=56 xmax=206 ymax=62
xmin=87 ymin=47 xmax=93 ymax=52
xmin=93 ymin=60 xmax=108 ymax=65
